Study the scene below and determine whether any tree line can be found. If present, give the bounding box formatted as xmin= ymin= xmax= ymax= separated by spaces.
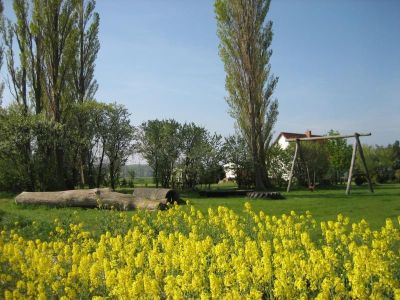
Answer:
xmin=0 ymin=0 xmax=265 ymax=193
xmin=355 ymin=141 xmax=400 ymax=184
xmin=0 ymin=0 xmax=137 ymax=192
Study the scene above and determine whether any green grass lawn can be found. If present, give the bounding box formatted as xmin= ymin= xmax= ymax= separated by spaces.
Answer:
xmin=190 ymin=184 xmax=400 ymax=230
xmin=0 ymin=184 xmax=399 ymax=239
xmin=133 ymin=176 xmax=155 ymax=187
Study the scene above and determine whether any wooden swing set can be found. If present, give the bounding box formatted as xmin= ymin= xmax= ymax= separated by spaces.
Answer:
xmin=286 ymin=132 xmax=374 ymax=195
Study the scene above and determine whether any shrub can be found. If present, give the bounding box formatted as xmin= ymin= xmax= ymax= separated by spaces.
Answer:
xmin=395 ymin=169 xmax=400 ymax=183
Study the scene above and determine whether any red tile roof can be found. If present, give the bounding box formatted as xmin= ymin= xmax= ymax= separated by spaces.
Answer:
xmin=274 ymin=131 xmax=323 ymax=145
xmin=280 ymin=132 xmax=322 ymax=139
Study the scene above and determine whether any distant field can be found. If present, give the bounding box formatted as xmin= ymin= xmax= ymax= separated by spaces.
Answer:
xmin=133 ymin=177 xmax=155 ymax=187
xmin=0 ymin=184 xmax=399 ymax=240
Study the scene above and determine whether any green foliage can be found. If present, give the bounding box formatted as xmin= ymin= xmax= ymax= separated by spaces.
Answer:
xmin=301 ymin=141 xmax=330 ymax=186
xmin=267 ymin=143 xmax=292 ymax=187
xmin=0 ymin=0 xmax=107 ymax=192
xmin=71 ymin=0 xmax=100 ymax=103
xmin=0 ymin=99 xmax=134 ymax=191
xmin=222 ymin=134 xmax=254 ymax=189
xmin=391 ymin=141 xmax=400 ymax=170
xmin=268 ymin=130 xmax=353 ymax=188
xmin=121 ymin=165 xmax=152 ymax=178
xmin=326 ymin=130 xmax=352 ymax=184
xmin=0 ymin=0 xmax=4 ymax=102
xmin=215 ymin=0 xmax=278 ymax=190
xmin=0 ymin=105 xmax=33 ymax=191
xmin=138 ymin=119 xmax=181 ymax=188
xmin=126 ymin=168 xmax=135 ymax=187
xmin=0 ymin=0 xmax=138 ymax=192
xmin=357 ymin=143 xmax=398 ymax=184
xmin=395 ymin=169 xmax=400 ymax=183
xmin=138 ymin=120 xmax=224 ymax=190
xmin=179 ymin=123 xmax=210 ymax=189
xmin=0 ymin=105 xmax=66 ymax=191
xmin=198 ymin=133 xmax=224 ymax=188
xmin=103 ymin=103 xmax=135 ymax=190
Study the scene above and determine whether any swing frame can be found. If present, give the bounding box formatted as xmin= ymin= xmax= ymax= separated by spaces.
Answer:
xmin=286 ymin=132 xmax=373 ymax=195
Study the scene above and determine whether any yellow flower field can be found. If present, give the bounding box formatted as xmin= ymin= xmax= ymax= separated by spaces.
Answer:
xmin=1 ymin=203 xmax=400 ymax=299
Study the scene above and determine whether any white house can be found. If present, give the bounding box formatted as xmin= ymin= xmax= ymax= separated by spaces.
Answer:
xmin=275 ymin=130 xmax=320 ymax=149
xmin=273 ymin=130 xmax=321 ymax=181
xmin=222 ymin=131 xmax=321 ymax=181
xmin=223 ymin=162 xmax=237 ymax=180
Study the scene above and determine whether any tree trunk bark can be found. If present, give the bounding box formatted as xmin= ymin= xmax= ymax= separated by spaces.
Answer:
xmin=258 ymin=139 xmax=270 ymax=188
xmin=79 ymin=152 xmax=85 ymax=188
xmin=252 ymin=137 xmax=266 ymax=191
xmin=97 ymin=146 xmax=105 ymax=187
xmin=110 ymin=161 xmax=115 ymax=190
xmin=15 ymin=188 xmax=167 ymax=211
xmin=87 ymin=150 xmax=95 ymax=188
xmin=25 ymin=141 xmax=35 ymax=192
xmin=55 ymin=146 xmax=66 ymax=190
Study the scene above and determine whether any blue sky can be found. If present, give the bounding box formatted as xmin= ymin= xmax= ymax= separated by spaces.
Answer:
xmin=3 ymin=0 xmax=400 ymax=145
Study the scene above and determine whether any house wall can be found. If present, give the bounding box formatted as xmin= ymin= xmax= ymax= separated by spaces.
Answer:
xmin=278 ymin=135 xmax=290 ymax=150
xmin=223 ymin=163 xmax=236 ymax=179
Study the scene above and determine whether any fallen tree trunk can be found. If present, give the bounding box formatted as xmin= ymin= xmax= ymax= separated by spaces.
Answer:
xmin=133 ymin=188 xmax=180 ymax=204
xmin=15 ymin=188 xmax=167 ymax=211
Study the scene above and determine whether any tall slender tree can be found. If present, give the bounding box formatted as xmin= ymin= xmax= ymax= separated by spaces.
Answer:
xmin=2 ymin=0 xmax=39 ymax=190
xmin=73 ymin=0 xmax=99 ymax=104
xmin=39 ymin=0 xmax=78 ymax=189
xmin=26 ymin=0 xmax=44 ymax=115
xmin=0 ymin=0 xmax=4 ymax=103
xmin=72 ymin=0 xmax=100 ymax=187
xmin=3 ymin=0 xmax=45 ymax=115
xmin=0 ymin=0 xmax=105 ymax=191
xmin=215 ymin=0 xmax=279 ymax=190
xmin=3 ymin=7 xmax=27 ymax=113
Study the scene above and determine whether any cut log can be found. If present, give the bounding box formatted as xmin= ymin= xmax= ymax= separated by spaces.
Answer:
xmin=132 ymin=188 xmax=180 ymax=204
xmin=15 ymin=188 xmax=166 ymax=211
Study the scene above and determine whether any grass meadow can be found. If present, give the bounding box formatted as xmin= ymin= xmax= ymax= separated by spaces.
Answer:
xmin=0 ymin=183 xmax=399 ymax=239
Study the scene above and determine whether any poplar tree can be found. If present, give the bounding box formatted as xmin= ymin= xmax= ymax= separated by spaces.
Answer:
xmin=0 ymin=0 xmax=111 ymax=192
xmin=72 ymin=0 xmax=100 ymax=187
xmin=215 ymin=0 xmax=279 ymax=190
xmin=0 ymin=0 xmax=4 ymax=102
xmin=3 ymin=0 xmax=45 ymax=115
xmin=39 ymin=0 xmax=77 ymax=189
xmin=3 ymin=1 xmax=28 ymax=114
xmin=2 ymin=0 xmax=38 ymax=190
xmin=72 ymin=0 xmax=99 ymax=103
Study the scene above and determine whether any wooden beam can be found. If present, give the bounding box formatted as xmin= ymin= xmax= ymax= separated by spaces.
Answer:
xmin=286 ymin=132 xmax=371 ymax=142
xmin=346 ymin=140 xmax=358 ymax=195
xmin=286 ymin=140 xmax=299 ymax=192
xmin=296 ymin=141 xmax=311 ymax=187
xmin=355 ymin=134 xmax=374 ymax=193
